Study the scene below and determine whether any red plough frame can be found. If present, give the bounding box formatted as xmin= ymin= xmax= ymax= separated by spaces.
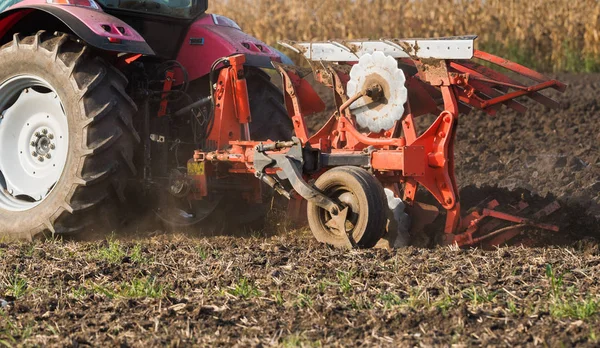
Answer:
xmin=188 ymin=44 xmax=565 ymax=247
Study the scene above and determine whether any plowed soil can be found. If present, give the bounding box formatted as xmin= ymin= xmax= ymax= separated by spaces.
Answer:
xmin=1 ymin=74 xmax=599 ymax=347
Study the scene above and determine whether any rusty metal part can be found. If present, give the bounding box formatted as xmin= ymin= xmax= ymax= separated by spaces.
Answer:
xmin=338 ymin=91 xmax=365 ymax=115
xmin=414 ymin=59 xmax=451 ymax=86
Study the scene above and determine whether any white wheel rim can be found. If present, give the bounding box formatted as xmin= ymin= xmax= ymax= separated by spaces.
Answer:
xmin=0 ymin=75 xmax=69 ymax=212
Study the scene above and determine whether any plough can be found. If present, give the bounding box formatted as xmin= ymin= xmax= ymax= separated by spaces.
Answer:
xmin=187 ymin=36 xmax=565 ymax=248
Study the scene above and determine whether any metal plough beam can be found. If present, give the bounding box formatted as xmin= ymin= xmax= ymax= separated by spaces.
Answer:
xmin=279 ymin=36 xmax=477 ymax=61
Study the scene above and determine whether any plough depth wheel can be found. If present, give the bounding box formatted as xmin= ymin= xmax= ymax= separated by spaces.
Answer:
xmin=307 ymin=166 xmax=386 ymax=248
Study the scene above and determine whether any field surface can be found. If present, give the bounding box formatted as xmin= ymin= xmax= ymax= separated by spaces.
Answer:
xmin=0 ymin=75 xmax=599 ymax=347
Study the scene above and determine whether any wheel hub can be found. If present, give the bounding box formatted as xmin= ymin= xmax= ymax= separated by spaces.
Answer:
xmin=346 ymin=51 xmax=408 ymax=132
xmin=336 ymin=191 xmax=359 ymax=232
xmin=0 ymin=76 xmax=69 ymax=211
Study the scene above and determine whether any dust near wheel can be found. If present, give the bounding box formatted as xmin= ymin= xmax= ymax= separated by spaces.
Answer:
xmin=307 ymin=166 xmax=387 ymax=248
xmin=156 ymin=67 xmax=293 ymax=231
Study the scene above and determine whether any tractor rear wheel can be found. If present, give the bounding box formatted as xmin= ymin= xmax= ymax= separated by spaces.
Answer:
xmin=246 ymin=68 xmax=293 ymax=141
xmin=0 ymin=31 xmax=137 ymax=239
xmin=208 ymin=69 xmax=293 ymax=229
xmin=307 ymin=166 xmax=387 ymax=248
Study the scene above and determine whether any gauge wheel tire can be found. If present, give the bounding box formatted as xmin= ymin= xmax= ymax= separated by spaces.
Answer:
xmin=307 ymin=166 xmax=387 ymax=248
xmin=0 ymin=31 xmax=138 ymax=239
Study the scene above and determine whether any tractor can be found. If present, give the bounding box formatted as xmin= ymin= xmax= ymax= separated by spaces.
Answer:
xmin=0 ymin=0 xmax=565 ymax=248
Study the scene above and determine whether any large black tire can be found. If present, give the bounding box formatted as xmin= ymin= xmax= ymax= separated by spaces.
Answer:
xmin=307 ymin=166 xmax=387 ymax=248
xmin=0 ymin=31 xmax=138 ymax=239
xmin=208 ymin=69 xmax=293 ymax=230
xmin=246 ymin=68 xmax=293 ymax=141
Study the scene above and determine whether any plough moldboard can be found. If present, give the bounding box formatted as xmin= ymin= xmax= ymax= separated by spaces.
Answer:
xmin=185 ymin=36 xmax=565 ymax=249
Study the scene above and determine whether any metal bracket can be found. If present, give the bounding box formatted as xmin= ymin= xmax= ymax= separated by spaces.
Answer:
xmin=414 ymin=59 xmax=451 ymax=86
xmin=253 ymin=138 xmax=351 ymax=246
xmin=274 ymin=155 xmax=339 ymax=214
xmin=254 ymin=138 xmax=339 ymax=212
xmin=279 ymin=36 xmax=476 ymax=62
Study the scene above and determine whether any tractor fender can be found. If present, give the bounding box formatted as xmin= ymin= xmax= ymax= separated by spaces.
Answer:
xmin=177 ymin=14 xmax=290 ymax=81
xmin=0 ymin=2 xmax=153 ymax=55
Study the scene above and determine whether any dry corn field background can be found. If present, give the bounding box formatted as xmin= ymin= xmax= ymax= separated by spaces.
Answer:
xmin=212 ymin=0 xmax=600 ymax=72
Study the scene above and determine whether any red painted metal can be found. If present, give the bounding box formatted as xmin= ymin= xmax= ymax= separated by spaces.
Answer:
xmin=0 ymin=9 xmax=32 ymax=39
xmin=452 ymin=199 xmax=561 ymax=247
xmin=230 ymin=55 xmax=252 ymax=125
xmin=473 ymin=50 xmax=567 ymax=92
xmin=448 ymin=65 xmax=527 ymax=113
xmin=157 ymin=70 xmax=174 ymax=117
xmin=189 ymin=48 xmax=563 ymax=247
xmin=175 ymin=14 xmax=280 ymax=85
xmin=451 ymin=60 xmax=560 ymax=109
xmin=3 ymin=1 xmax=147 ymax=43
xmin=274 ymin=65 xmax=325 ymax=143
xmin=486 ymin=201 xmax=561 ymax=246
xmin=124 ymin=53 xmax=142 ymax=64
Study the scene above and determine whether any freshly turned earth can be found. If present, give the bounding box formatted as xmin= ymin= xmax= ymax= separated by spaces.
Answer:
xmin=0 ymin=74 xmax=599 ymax=346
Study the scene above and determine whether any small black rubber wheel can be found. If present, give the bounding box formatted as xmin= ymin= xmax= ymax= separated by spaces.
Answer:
xmin=307 ymin=166 xmax=387 ymax=248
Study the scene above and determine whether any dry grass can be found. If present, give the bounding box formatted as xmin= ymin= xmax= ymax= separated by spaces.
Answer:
xmin=210 ymin=0 xmax=600 ymax=72
xmin=1 ymin=235 xmax=599 ymax=346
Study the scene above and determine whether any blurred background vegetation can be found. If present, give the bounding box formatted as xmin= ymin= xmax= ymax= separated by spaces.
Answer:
xmin=211 ymin=0 xmax=600 ymax=72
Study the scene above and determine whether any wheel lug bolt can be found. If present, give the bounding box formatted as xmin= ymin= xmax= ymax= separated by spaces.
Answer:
xmin=38 ymin=156 xmax=44 ymax=162
xmin=35 ymin=132 xmax=40 ymax=137
xmin=46 ymin=154 xmax=51 ymax=159
xmin=48 ymin=134 xmax=54 ymax=140
xmin=30 ymin=141 xmax=36 ymax=146
xmin=42 ymin=129 xmax=48 ymax=135
xmin=50 ymin=144 xmax=55 ymax=150
xmin=32 ymin=151 xmax=37 ymax=156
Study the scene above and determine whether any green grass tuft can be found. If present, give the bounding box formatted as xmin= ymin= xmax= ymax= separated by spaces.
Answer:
xmin=228 ymin=277 xmax=261 ymax=299
xmin=119 ymin=277 xmax=169 ymax=299
xmin=545 ymin=264 xmax=599 ymax=320
xmin=3 ymin=271 xmax=28 ymax=299
xmin=96 ymin=237 xmax=126 ymax=264
xmin=336 ymin=270 xmax=355 ymax=294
